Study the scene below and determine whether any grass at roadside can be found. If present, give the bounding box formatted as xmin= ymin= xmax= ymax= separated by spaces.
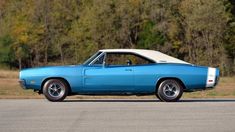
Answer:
xmin=183 ymin=77 xmax=235 ymax=98
xmin=0 ymin=69 xmax=19 ymax=79
xmin=0 ymin=69 xmax=234 ymax=99
xmin=0 ymin=70 xmax=41 ymax=99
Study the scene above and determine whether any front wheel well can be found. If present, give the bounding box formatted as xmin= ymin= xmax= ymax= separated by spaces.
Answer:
xmin=40 ymin=77 xmax=72 ymax=95
xmin=155 ymin=77 xmax=186 ymax=92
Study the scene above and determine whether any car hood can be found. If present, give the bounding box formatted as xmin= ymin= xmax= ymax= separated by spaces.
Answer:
xmin=21 ymin=65 xmax=82 ymax=71
xmin=19 ymin=65 xmax=83 ymax=79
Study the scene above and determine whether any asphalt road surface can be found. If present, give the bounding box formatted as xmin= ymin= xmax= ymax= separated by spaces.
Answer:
xmin=0 ymin=99 xmax=235 ymax=132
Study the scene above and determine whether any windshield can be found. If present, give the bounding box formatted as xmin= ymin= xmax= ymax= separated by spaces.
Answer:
xmin=83 ymin=51 xmax=102 ymax=65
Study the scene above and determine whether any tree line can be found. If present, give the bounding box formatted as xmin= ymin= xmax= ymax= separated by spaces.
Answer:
xmin=0 ymin=0 xmax=235 ymax=76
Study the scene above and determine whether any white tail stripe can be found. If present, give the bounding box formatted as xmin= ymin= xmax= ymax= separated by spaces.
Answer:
xmin=206 ymin=67 xmax=216 ymax=87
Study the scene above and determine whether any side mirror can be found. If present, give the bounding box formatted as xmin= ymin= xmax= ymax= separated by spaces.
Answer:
xmin=102 ymin=61 xmax=106 ymax=68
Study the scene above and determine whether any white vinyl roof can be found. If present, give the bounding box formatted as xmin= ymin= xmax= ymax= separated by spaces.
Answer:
xmin=99 ymin=49 xmax=190 ymax=64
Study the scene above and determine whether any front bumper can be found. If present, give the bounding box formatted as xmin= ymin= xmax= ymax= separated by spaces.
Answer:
xmin=19 ymin=80 xmax=26 ymax=89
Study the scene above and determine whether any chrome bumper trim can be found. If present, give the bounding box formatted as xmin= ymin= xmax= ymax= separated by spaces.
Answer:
xmin=19 ymin=80 xmax=26 ymax=89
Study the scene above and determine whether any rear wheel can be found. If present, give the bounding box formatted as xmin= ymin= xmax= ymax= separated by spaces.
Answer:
xmin=43 ymin=79 xmax=68 ymax=102
xmin=156 ymin=79 xmax=183 ymax=102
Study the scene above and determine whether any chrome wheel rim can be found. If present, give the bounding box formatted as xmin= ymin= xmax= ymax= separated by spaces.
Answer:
xmin=163 ymin=82 xmax=180 ymax=98
xmin=48 ymin=82 xmax=65 ymax=98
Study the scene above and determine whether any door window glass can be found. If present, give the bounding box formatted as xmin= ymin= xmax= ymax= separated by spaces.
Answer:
xmin=105 ymin=53 xmax=155 ymax=66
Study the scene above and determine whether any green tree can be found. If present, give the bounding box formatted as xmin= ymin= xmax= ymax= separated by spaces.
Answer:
xmin=0 ymin=0 xmax=234 ymax=76
xmin=179 ymin=0 xmax=229 ymax=75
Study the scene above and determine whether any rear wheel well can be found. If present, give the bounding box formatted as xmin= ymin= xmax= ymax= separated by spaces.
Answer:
xmin=40 ymin=77 xmax=72 ymax=95
xmin=156 ymin=77 xmax=186 ymax=93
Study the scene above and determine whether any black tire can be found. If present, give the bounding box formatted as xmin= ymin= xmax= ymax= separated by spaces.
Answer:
xmin=156 ymin=79 xmax=183 ymax=102
xmin=155 ymin=92 xmax=163 ymax=101
xmin=43 ymin=79 xmax=68 ymax=102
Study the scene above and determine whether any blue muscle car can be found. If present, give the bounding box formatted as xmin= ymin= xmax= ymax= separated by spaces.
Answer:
xmin=19 ymin=49 xmax=220 ymax=102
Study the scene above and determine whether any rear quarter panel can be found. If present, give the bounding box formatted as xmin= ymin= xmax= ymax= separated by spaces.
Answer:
xmin=133 ymin=64 xmax=208 ymax=92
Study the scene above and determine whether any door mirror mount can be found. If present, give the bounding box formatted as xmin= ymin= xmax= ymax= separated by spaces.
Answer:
xmin=102 ymin=61 xmax=106 ymax=68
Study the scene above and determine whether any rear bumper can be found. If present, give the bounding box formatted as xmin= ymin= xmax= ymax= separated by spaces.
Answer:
xmin=18 ymin=80 xmax=26 ymax=89
xmin=206 ymin=75 xmax=219 ymax=89
xmin=214 ymin=76 xmax=219 ymax=86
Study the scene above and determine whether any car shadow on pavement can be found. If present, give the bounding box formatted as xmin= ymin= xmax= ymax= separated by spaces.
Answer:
xmin=63 ymin=99 xmax=235 ymax=103
xmin=63 ymin=99 xmax=160 ymax=102
xmin=180 ymin=99 xmax=235 ymax=102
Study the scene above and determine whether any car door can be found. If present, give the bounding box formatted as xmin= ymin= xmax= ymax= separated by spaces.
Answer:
xmin=83 ymin=53 xmax=134 ymax=93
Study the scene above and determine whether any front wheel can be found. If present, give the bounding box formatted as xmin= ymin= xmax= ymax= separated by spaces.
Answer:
xmin=43 ymin=79 xmax=68 ymax=102
xmin=156 ymin=79 xmax=183 ymax=102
